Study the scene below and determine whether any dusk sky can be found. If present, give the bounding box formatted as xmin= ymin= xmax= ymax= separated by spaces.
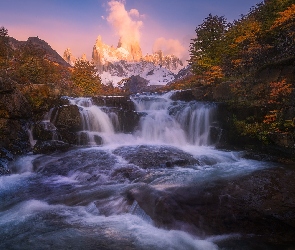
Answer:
xmin=1 ymin=0 xmax=261 ymax=61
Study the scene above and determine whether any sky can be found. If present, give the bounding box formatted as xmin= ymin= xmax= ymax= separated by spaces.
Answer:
xmin=0 ymin=0 xmax=262 ymax=61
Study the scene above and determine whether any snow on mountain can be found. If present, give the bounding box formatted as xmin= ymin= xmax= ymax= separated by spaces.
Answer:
xmin=64 ymin=35 xmax=185 ymax=87
xmin=100 ymin=60 xmax=175 ymax=87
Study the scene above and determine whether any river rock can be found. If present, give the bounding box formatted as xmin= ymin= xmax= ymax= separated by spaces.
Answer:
xmin=0 ymin=118 xmax=31 ymax=154
xmin=123 ymin=75 xmax=149 ymax=94
xmin=170 ymin=90 xmax=196 ymax=102
xmin=77 ymin=132 xmax=102 ymax=146
xmin=92 ymin=95 xmax=140 ymax=133
xmin=113 ymin=145 xmax=199 ymax=169
xmin=32 ymin=140 xmax=71 ymax=154
xmin=92 ymin=96 xmax=136 ymax=110
xmin=0 ymin=147 xmax=13 ymax=176
xmin=0 ymin=160 xmax=10 ymax=176
xmin=52 ymin=105 xmax=82 ymax=132
xmin=0 ymin=78 xmax=32 ymax=154
xmin=33 ymin=121 xmax=57 ymax=141
xmin=117 ymin=110 xmax=140 ymax=133
xmin=0 ymin=77 xmax=31 ymax=119
xmin=126 ymin=166 xmax=295 ymax=246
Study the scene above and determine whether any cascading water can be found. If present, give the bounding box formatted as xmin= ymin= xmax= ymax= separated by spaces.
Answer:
xmin=58 ymin=92 xmax=218 ymax=147
xmin=0 ymin=91 xmax=280 ymax=249
xmin=132 ymin=92 xmax=217 ymax=146
xmin=68 ymin=97 xmax=117 ymax=145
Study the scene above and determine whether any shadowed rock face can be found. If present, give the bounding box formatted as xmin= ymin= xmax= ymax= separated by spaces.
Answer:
xmin=0 ymin=78 xmax=31 ymax=155
xmin=32 ymin=140 xmax=71 ymax=154
xmin=52 ymin=105 xmax=82 ymax=132
xmin=126 ymin=166 xmax=295 ymax=246
xmin=0 ymin=78 xmax=31 ymax=119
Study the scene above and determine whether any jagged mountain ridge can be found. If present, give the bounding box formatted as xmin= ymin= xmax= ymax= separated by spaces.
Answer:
xmin=10 ymin=37 xmax=70 ymax=67
xmin=100 ymin=60 xmax=176 ymax=86
xmin=65 ymin=36 xmax=185 ymax=87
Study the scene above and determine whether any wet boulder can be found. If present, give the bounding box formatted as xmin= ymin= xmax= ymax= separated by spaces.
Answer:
xmin=0 ymin=118 xmax=31 ymax=154
xmin=126 ymin=166 xmax=295 ymax=246
xmin=111 ymin=165 xmax=146 ymax=182
xmin=0 ymin=159 xmax=10 ymax=176
xmin=117 ymin=110 xmax=140 ymax=133
xmin=52 ymin=105 xmax=82 ymax=132
xmin=170 ymin=90 xmax=196 ymax=102
xmin=32 ymin=140 xmax=71 ymax=154
xmin=0 ymin=147 xmax=13 ymax=176
xmin=113 ymin=145 xmax=199 ymax=169
xmin=33 ymin=121 xmax=57 ymax=141
xmin=77 ymin=132 xmax=103 ymax=146
xmin=92 ymin=96 xmax=136 ymax=110
xmin=0 ymin=77 xmax=32 ymax=119
xmin=0 ymin=78 xmax=31 ymax=154
xmin=126 ymin=184 xmax=181 ymax=227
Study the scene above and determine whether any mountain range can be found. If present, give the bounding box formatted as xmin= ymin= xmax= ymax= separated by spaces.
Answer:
xmin=8 ymin=35 xmax=189 ymax=88
xmin=63 ymin=35 xmax=187 ymax=87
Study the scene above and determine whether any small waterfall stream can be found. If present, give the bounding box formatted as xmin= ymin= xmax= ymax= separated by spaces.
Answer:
xmin=0 ymin=91 xmax=279 ymax=250
xmin=68 ymin=97 xmax=116 ymax=145
xmin=132 ymin=92 xmax=216 ymax=146
xmin=57 ymin=92 xmax=218 ymax=147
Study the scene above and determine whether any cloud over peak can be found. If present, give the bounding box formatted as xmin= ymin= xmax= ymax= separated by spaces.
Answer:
xmin=107 ymin=0 xmax=143 ymax=48
xmin=153 ymin=37 xmax=186 ymax=60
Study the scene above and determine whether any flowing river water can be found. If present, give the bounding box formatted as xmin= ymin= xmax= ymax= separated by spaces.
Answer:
xmin=0 ymin=92 xmax=280 ymax=249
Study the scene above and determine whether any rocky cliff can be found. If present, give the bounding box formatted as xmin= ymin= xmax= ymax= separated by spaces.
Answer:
xmin=63 ymin=48 xmax=76 ymax=66
xmin=0 ymin=77 xmax=32 ymax=175
xmin=91 ymin=36 xmax=183 ymax=73
xmin=91 ymin=35 xmax=143 ymax=73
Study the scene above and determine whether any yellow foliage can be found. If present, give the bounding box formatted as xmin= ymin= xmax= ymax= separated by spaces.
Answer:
xmin=71 ymin=59 xmax=102 ymax=96
xmin=204 ymin=66 xmax=224 ymax=84
xmin=271 ymin=4 xmax=295 ymax=29
xmin=268 ymin=79 xmax=293 ymax=104
xmin=234 ymin=20 xmax=261 ymax=44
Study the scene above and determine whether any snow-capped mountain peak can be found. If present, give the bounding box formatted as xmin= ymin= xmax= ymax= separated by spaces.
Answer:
xmin=64 ymin=35 xmax=185 ymax=87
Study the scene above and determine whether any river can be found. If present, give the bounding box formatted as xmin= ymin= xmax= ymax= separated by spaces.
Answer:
xmin=0 ymin=92 xmax=289 ymax=249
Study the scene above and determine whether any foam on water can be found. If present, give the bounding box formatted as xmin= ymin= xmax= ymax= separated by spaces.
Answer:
xmin=0 ymin=92 xmax=278 ymax=249
xmin=59 ymin=92 xmax=218 ymax=147
xmin=0 ymin=199 xmax=223 ymax=249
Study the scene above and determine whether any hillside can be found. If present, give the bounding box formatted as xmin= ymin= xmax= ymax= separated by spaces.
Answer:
xmin=9 ymin=37 xmax=70 ymax=67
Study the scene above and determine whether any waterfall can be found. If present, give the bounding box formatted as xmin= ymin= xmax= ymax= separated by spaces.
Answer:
xmin=27 ymin=126 xmax=37 ymax=147
xmin=38 ymin=92 xmax=218 ymax=147
xmin=131 ymin=92 xmax=217 ymax=146
xmin=175 ymin=103 xmax=216 ymax=146
xmin=68 ymin=97 xmax=117 ymax=146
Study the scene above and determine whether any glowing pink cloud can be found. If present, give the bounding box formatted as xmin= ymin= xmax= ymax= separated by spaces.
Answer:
xmin=152 ymin=37 xmax=187 ymax=61
xmin=107 ymin=0 xmax=143 ymax=48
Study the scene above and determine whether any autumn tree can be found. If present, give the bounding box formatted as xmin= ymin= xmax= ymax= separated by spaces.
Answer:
xmin=270 ymin=4 xmax=295 ymax=59
xmin=189 ymin=14 xmax=227 ymax=80
xmin=71 ymin=59 xmax=102 ymax=96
